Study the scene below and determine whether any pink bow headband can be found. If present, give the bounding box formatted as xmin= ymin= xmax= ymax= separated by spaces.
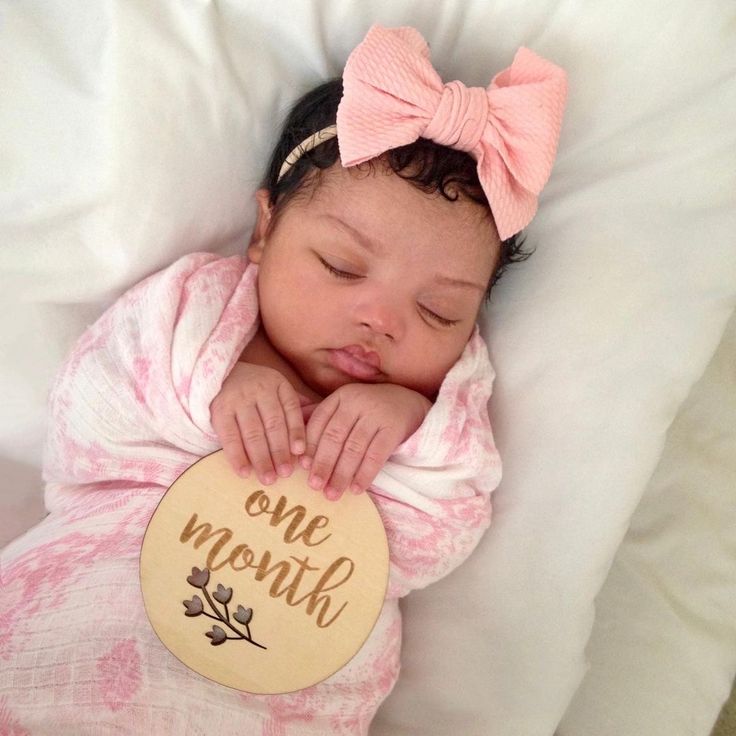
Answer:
xmin=278 ymin=24 xmax=568 ymax=240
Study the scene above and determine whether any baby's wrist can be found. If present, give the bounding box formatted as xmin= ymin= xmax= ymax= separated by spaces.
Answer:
xmin=414 ymin=392 xmax=433 ymax=419
xmin=395 ymin=386 xmax=432 ymax=437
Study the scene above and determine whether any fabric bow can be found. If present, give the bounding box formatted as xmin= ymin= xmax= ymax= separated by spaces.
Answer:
xmin=336 ymin=25 xmax=568 ymax=240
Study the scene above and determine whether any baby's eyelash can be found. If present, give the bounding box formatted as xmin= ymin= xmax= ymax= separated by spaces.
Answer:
xmin=319 ymin=257 xmax=360 ymax=280
xmin=420 ymin=305 xmax=459 ymax=327
xmin=319 ymin=257 xmax=458 ymax=327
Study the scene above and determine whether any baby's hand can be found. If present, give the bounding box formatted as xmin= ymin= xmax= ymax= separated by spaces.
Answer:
xmin=210 ymin=362 xmax=306 ymax=484
xmin=301 ymin=383 xmax=432 ymax=500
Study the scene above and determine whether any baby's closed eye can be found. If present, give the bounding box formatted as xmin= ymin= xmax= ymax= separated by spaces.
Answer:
xmin=318 ymin=256 xmax=362 ymax=280
xmin=418 ymin=304 xmax=459 ymax=327
xmin=318 ymin=255 xmax=462 ymax=327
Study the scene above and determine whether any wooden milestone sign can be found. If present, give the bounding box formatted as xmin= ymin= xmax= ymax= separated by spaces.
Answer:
xmin=140 ymin=450 xmax=389 ymax=693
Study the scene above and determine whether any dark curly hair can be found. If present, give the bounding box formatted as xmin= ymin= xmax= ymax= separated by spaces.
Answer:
xmin=262 ymin=79 xmax=534 ymax=300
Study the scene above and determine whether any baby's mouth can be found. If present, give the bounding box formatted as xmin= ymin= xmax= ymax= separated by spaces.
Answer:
xmin=326 ymin=346 xmax=383 ymax=381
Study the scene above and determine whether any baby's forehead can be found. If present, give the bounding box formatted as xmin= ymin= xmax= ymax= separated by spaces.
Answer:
xmin=309 ymin=163 xmax=495 ymax=235
xmin=283 ymin=168 xmax=496 ymax=284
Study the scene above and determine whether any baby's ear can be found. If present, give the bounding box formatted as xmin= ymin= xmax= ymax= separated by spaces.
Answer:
xmin=247 ymin=189 xmax=273 ymax=263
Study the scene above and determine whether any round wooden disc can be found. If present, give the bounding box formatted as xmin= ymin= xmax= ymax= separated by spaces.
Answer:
xmin=139 ymin=450 xmax=389 ymax=693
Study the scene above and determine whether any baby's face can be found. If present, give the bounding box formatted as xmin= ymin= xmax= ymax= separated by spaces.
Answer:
xmin=248 ymin=163 xmax=499 ymax=399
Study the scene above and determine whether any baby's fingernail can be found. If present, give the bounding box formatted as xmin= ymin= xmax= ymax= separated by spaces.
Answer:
xmin=261 ymin=471 xmax=276 ymax=485
xmin=324 ymin=486 xmax=341 ymax=501
xmin=277 ymin=463 xmax=292 ymax=478
xmin=350 ymin=483 xmax=362 ymax=494
xmin=300 ymin=456 xmax=312 ymax=470
xmin=238 ymin=466 xmax=250 ymax=478
xmin=309 ymin=475 xmax=323 ymax=490
xmin=293 ymin=440 xmax=305 ymax=454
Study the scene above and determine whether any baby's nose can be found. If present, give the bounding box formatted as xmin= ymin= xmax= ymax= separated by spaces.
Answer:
xmin=357 ymin=298 xmax=403 ymax=341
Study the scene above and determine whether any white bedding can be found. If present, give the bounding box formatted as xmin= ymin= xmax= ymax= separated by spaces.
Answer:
xmin=1 ymin=1 xmax=735 ymax=734
xmin=558 ymin=308 xmax=736 ymax=736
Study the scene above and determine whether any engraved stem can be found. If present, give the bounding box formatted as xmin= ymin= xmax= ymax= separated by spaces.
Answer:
xmin=200 ymin=584 xmax=267 ymax=650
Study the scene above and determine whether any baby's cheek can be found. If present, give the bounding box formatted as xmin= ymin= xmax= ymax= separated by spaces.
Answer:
xmin=409 ymin=340 xmax=466 ymax=396
xmin=396 ymin=365 xmax=443 ymax=400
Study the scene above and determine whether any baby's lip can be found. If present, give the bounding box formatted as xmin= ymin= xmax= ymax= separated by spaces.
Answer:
xmin=338 ymin=344 xmax=382 ymax=370
xmin=327 ymin=345 xmax=383 ymax=381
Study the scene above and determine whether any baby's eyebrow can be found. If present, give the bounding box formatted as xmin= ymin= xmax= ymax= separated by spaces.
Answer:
xmin=322 ymin=214 xmax=379 ymax=254
xmin=322 ymin=213 xmax=485 ymax=292
xmin=433 ymin=274 xmax=486 ymax=291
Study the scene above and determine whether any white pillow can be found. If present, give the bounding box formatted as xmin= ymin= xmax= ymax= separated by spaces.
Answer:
xmin=1 ymin=2 xmax=734 ymax=734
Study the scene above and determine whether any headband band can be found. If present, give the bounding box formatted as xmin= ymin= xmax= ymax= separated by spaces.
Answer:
xmin=277 ymin=124 xmax=337 ymax=182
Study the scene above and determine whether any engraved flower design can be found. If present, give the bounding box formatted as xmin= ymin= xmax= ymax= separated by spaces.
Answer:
xmin=183 ymin=567 xmax=266 ymax=649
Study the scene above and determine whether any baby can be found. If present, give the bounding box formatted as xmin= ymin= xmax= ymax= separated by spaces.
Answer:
xmin=211 ymin=89 xmax=499 ymax=501
xmin=210 ymin=25 xmax=565 ymax=503
xmin=0 ymin=24 xmax=565 ymax=735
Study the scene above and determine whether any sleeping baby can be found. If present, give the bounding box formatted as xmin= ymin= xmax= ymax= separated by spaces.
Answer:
xmin=0 ymin=25 xmax=566 ymax=735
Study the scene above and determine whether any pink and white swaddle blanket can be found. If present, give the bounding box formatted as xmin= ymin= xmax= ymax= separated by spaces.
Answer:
xmin=0 ymin=253 xmax=500 ymax=735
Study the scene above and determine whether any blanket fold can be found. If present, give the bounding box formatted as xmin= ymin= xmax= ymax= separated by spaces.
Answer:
xmin=1 ymin=253 xmax=500 ymax=735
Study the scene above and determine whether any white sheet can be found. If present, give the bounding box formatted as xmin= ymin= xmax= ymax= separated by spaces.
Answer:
xmin=559 ymin=307 xmax=736 ymax=735
xmin=1 ymin=2 xmax=735 ymax=734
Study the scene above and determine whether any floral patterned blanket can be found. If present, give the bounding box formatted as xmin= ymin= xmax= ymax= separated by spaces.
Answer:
xmin=0 ymin=253 xmax=500 ymax=735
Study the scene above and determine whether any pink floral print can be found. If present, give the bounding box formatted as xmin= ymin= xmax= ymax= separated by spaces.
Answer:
xmin=97 ymin=639 xmax=143 ymax=711
xmin=0 ymin=253 xmax=500 ymax=734
xmin=0 ymin=696 xmax=31 ymax=736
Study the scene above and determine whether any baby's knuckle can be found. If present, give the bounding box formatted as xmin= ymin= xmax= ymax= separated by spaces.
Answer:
xmin=279 ymin=388 xmax=300 ymax=408
xmin=262 ymin=414 xmax=286 ymax=432
xmin=217 ymin=428 xmax=242 ymax=445
xmin=363 ymin=449 xmax=386 ymax=467
xmin=342 ymin=437 xmax=365 ymax=457
xmin=210 ymin=396 xmax=233 ymax=415
xmin=323 ymin=424 xmax=348 ymax=444
xmin=242 ymin=428 xmax=267 ymax=444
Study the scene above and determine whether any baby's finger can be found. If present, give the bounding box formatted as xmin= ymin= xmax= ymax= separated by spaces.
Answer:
xmin=212 ymin=409 xmax=251 ymax=477
xmin=255 ymin=394 xmax=293 ymax=479
xmin=348 ymin=428 xmax=394 ymax=494
xmin=302 ymin=395 xmax=338 ymax=470
xmin=308 ymin=408 xmax=358 ymax=495
xmin=278 ymin=382 xmax=306 ymax=456
xmin=324 ymin=419 xmax=378 ymax=500
xmin=236 ymin=405 xmax=277 ymax=485
xmin=300 ymin=401 xmax=319 ymax=424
